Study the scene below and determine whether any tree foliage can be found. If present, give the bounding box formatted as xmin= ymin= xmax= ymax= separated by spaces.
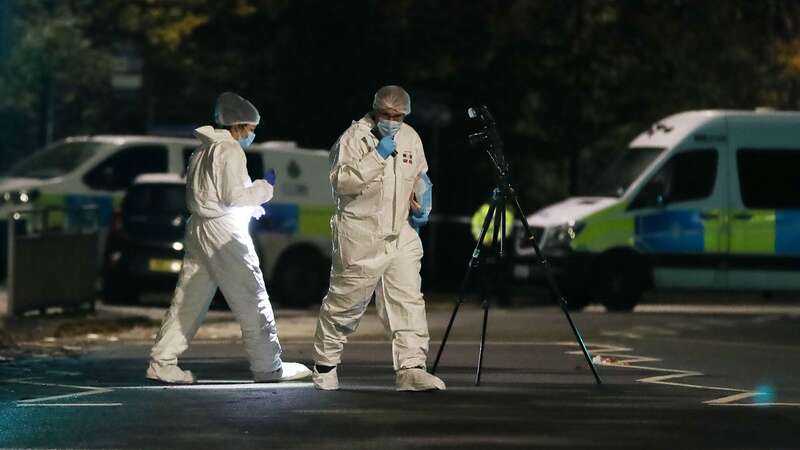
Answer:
xmin=4 ymin=0 xmax=800 ymax=212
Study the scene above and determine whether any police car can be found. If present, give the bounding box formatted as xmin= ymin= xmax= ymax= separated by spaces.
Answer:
xmin=0 ymin=135 xmax=334 ymax=306
xmin=514 ymin=110 xmax=800 ymax=311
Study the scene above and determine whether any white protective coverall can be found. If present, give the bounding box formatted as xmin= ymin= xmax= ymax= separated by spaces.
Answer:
xmin=313 ymin=114 xmax=431 ymax=371
xmin=149 ymin=125 xmax=282 ymax=378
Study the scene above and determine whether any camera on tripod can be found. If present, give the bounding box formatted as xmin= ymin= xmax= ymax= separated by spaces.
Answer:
xmin=466 ymin=105 xmax=497 ymax=146
xmin=466 ymin=105 xmax=507 ymax=173
xmin=431 ymin=104 xmax=602 ymax=386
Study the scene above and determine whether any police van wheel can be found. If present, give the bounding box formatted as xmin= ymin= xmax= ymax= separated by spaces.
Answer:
xmin=600 ymin=259 xmax=644 ymax=312
xmin=272 ymin=246 xmax=329 ymax=308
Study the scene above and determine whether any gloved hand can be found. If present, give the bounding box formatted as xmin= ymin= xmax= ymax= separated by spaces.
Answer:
xmin=409 ymin=173 xmax=433 ymax=233
xmin=409 ymin=209 xmax=429 ymax=232
xmin=264 ymin=168 xmax=277 ymax=186
xmin=376 ymin=135 xmax=396 ymax=159
xmin=251 ymin=206 xmax=266 ymax=220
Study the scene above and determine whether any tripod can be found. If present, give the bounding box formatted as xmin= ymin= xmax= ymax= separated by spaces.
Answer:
xmin=429 ymin=110 xmax=601 ymax=386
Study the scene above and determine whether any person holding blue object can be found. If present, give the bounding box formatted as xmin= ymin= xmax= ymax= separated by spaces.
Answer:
xmin=147 ymin=92 xmax=311 ymax=384
xmin=410 ymin=173 xmax=433 ymax=231
xmin=312 ymin=85 xmax=445 ymax=391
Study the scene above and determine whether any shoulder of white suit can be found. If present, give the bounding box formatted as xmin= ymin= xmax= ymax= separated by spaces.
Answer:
xmin=214 ymin=137 xmax=244 ymax=159
xmin=399 ymin=122 xmax=420 ymax=139
xmin=341 ymin=118 xmax=372 ymax=142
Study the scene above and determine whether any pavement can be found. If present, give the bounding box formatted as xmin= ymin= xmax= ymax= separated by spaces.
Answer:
xmin=1 ymin=295 xmax=799 ymax=449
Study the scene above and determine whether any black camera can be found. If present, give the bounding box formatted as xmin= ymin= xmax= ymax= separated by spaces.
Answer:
xmin=466 ymin=105 xmax=507 ymax=172
xmin=466 ymin=106 xmax=496 ymax=147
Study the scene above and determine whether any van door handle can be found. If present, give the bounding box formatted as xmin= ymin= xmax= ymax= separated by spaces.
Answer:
xmin=700 ymin=211 xmax=719 ymax=220
xmin=733 ymin=212 xmax=753 ymax=220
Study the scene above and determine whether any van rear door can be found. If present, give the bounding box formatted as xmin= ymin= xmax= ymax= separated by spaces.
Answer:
xmin=726 ymin=116 xmax=800 ymax=289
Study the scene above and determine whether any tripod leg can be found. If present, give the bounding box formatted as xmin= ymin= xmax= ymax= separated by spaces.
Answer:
xmin=431 ymin=299 xmax=461 ymax=375
xmin=476 ymin=299 xmax=489 ymax=386
xmin=431 ymin=201 xmax=498 ymax=375
xmin=475 ymin=198 xmax=502 ymax=385
xmin=509 ymin=194 xmax=602 ymax=385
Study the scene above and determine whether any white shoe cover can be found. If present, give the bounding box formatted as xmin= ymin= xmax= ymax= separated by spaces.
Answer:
xmin=146 ymin=362 xmax=197 ymax=384
xmin=254 ymin=362 xmax=313 ymax=382
xmin=312 ymin=366 xmax=340 ymax=391
xmin=396 ymin=368 xmax=446 ymax=391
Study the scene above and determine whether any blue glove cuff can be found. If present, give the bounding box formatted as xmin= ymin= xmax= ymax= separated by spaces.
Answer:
xmin=410 ymin=213 xmax=429 ymax=226
xmin=264 ymin=168 xmax=276 ymax=186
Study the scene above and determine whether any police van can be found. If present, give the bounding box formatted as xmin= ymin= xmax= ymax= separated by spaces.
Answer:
xmin=0 ymin=135 xmax=334 ymax=306
xmin=513 ymin=110 xmax=800 ymax=311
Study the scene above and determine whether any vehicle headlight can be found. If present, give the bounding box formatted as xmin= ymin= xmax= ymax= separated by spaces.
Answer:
xmin=0 ymin=189 xmax=40 ymax=206
xmin=543 ymin=221 xmax=585 ymax=250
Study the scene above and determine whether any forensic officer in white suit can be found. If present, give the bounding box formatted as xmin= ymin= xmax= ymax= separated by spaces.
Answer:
xmin=147 ymin=92 xmax=311 ymax=384
xmin=312 ymin=85 xmax=444 ymax=391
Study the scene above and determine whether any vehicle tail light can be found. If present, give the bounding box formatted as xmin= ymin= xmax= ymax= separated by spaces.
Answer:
xmin=110 ymin=210 xmax=125 ymax=235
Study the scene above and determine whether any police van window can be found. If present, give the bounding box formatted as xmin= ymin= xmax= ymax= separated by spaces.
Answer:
xmin=630 ymin=149 xmax=717 ymax=209
xmin=737 ymin=149 xmax=800 ymax=209
xmin=6 ymin=142 xmax=109 ymax=179
xmin=83 ymin=146 xmax=168 ymax=191
xmin=585 ymin=147 xmax=664 ymax=197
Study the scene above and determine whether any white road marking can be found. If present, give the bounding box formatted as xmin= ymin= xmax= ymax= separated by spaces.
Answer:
xmin=665 ymin=322 xmax=708 ymax=331
xmin=750 ymin=315 xmax=784 ymax=325
xmin=631 ymin=325 xmax=678 ymax=336
xmin=46 ymin=370 xmax=82 ymax=376
xmin=115 ymin=381 xmax=313 ymax=390
xmin=9 ymin=377 xmax=114 ymax=407
xmin=571 ymin=344 xmax=798 ymax=408
xmin=18 ymin=403 xmax=122 ymax=407
xmin=5 ymin=340 xmax=795 ymax=409
xmin=633 ymin=304 xmax=800 ymax=315
xmin=704 ymin=392 xmax=760 ymax=405
xmin=601 ymin=331 xmax=642 ymax=339
xmin=711 ymin=402 xmax=800 ymax=407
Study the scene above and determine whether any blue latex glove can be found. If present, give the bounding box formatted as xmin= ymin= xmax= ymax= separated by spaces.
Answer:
xmin=264 ymin=168 xmax=276 ymax=186
xmin=410 ymin=173 xmax=433 ymax=232
xmin=410 ymin=210 xmax=429 ymax=233
xmin=376 ymin=135 xmax=396 ymax=159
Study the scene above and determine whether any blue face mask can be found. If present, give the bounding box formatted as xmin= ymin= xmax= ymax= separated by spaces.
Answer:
xmin=239 ymin=131 xmax=255 ymax=148
xmin=377 ymin=119 xmax=402 ymax=137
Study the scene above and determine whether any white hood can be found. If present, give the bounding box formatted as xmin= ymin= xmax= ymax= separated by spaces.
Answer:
xmin=526 ymin=197 xmax=618 ymax=227
xmin=193 ymin=125 xmax=232 ymax=146
xmin=0 ymin=177 xmax=51 ymax=192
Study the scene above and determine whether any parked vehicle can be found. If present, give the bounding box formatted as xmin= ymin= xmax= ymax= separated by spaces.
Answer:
xmin=514 ymin=109 xmax=800 ymax=311
xmin=102 ymin=174 xmax=188 ymax=304
xmin=0 ymin=135 xmax=334 ymax=306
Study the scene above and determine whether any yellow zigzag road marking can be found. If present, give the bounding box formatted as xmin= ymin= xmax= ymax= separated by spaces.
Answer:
xmin=564 ymin=343 xmax=800 ymax=407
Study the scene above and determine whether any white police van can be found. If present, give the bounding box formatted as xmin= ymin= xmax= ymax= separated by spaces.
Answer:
xmin=0 ymin=135 xmax=334 ymax=306
xmin=514 ymin=110 xmax=800 ymax=311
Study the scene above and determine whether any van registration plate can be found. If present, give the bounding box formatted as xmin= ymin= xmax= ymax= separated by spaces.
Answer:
xmin=149 ymin=259 xmax=182 ymax=273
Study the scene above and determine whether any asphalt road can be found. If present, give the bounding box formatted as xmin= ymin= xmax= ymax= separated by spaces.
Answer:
xmin=1 ymin=301 xmax=799 ymax=449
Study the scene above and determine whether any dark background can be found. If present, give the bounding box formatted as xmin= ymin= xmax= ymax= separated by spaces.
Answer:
xmin=2 ymin=0 xmax=800 ymax=215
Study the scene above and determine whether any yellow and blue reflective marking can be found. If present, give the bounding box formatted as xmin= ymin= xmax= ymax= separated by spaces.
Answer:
xmin=571 ymin=203 xmax=634 ymax=252
xmin=252 ymin=202 xmax=333 ymax=236
xmin=775 ymin=210 xmax=800 ymax=254
xmin=33 ymin=193 xmax=120 ymax=226
xmin=635 ymin=210 xmax=705 ymax=253
xmin=574 ymin=202 xmax=798 ymax=257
